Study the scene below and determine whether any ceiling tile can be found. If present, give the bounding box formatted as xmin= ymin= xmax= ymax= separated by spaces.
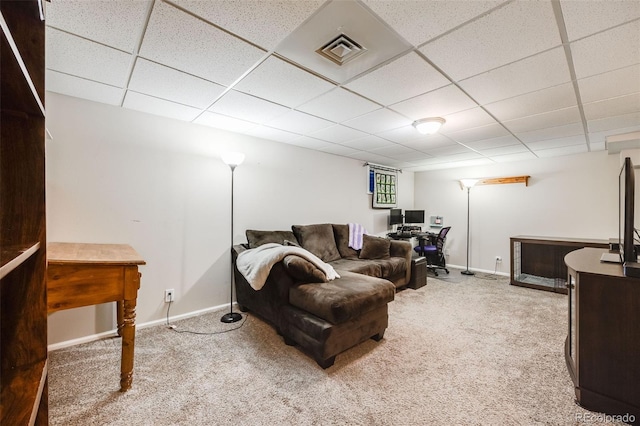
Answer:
xmin=171 ymin=0 xmax=323 ymax=50
xmin=287 ymin=136 xmax=335 ymax=150
xmin=578 ymin=64 xmax=640 ymax=104
xmin=243 ymin=125 xmax=299 ymax=143
xmin=446 ymin=123 xmax=510 ymax=144
xmin=560 ymin=0 xmax=640 ymax=42
xmin=464 ymin=135 xmax=521 ymax=150
xmin=419 ymin=1 xmax=560 ymax=81
xmin=490 ymin=152 xmax=537 ymax=163
xmin=440 ymin=107 xmax=497 ymax=134
xmin=46 ymin=70 xmax=124 ymax=106
xmin=340 ymin=135 xmax=395 ymax=150
xmin=478 ymin=144 xmax=529 ymax=157
xmin=459 ymin=47 xmax=571 ymax=105
xmin=571 ymin=20 xmax=640 ymax=80
xmin=45 ymin=0 xmax=151 ymax=52
xmin=399 ymin=134 xmax=458 ymax=152
xmin=503 ymin=107 xmax=582 ymax=134
xmin=274 ymin=0 xmax=411 ymax=84
xmin=139 ymin=1 xmax=265 ymax=85
xmin=484 ymin=83 xmax=578 ymax=122
xmin=362 ymin=0 xmax=506 ymax=46
xmin=583 ymin=93 xmax=640 ymax=121
xmin=532 ymin=144 xmax=588 ymax=158
xmin=129 ymin=59 xmax=226 ymax=109
xmin=46 ymin=28 xmax=132 ymax=87
xmin=588 ymin=112 xmax=640 ymax=133
xmin=234 ymin=56 xmax=336 ymax=108
xmin=390 ymin=85 xmax=476 ymax=121
xmin=343 ymin=108 xmax=411 ymax=134
xmin=423 ymin=144 xmax=475 ymax=157
xmin=309 ymin=125 xmax=368 ymax=144
xmin=525 ymin=134 xmax=587 ymax=151
xmin=296 ymin=88 xmax=381 ymax=123
xmin=266 ymin=110 xmax=334 ymax=134
xmin=193 ymin=112 xmax=258 ymax=133
xmin=370 ymin=144 xmax=420 ymax=159
xmin=122 ymin=91 xmax=201 ymax=121
xmin=344 ymin=52 xmax=449 ymax=105
xmin=515 ymin=122 xmax=585 ymax=144
xmin=316 ymin=144 xmax=361 ymax=157
xmin=209 ymin=90 xmax=290 ymax=125
xmin=344 ymin=151 xmax=396 ymax=165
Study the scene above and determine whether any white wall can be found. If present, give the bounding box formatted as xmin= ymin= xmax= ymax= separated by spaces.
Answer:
xmin=414 ymin=151 xmax=621 ymax=274
xmin=45 ymin=93 xmax=413 ymax=345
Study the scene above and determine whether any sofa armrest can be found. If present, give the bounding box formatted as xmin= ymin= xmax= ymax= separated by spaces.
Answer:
xmin=390 ymin=240 xmax=412 ymax=284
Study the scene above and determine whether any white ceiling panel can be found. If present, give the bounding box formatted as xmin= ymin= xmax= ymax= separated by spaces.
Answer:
xmin=477 ymin=143 xmax=529 ymax=157
xmin=419 ymin=0 xmax=560 ymax=81
xmin=193 ymin=111 xmax=257 ymax=133
xmin=578 ymin=64 xmax=640 ymax=104
xmin=447 ymin=123 xmax=510 ymax=144
xmin=171 ymin=0 xmax=324 ymax=51
xmin=46 ymin=70 xmax=124 ymax=106
xmin=463 ymin=135 xmax=521 ymax=151
xmin=560 ymin=0 xmax=640 ymax=42
xmin=588 ymin=112 xmax=640 ymax=133
xmin=297 ymin=88 xmax=381 ymax=123
xmin=266 ymin=110 xmax=334 ymax=134
xmin=390 ymin=85 xmax=476 ymax=121
xmin=123 ymin=91 xmax=201 ymax=121
xmin=459 ymin=47 xmax=571 ymax=105
xmin=234 ymin=56 xmax=336 ymax=108
xmin=46 ymin=28 xmax=132 ymax=87
xmin=209 ymin=90 xmax=290 ymax=125
xmin=129 ymin=59 xmax=226 ymax=109
xmin=287 ymin=136 xmax=335 ymax=150
xmin=139 ymin=1 xmax=265 ymax=85
xmin=484 ymin=83 xmax=578 ymax=122
xmin=515 ymin=122 xmax=584 ymax=144
xmin=399 ymin=134 xmax=458 ymax=152
xmin=316 ymin=144 xmax=361 ymax=157
xmin=583 ymin=93 xmax=640 ymax=121
xmin=362 ymin=0 xmax=507 ymax=47
xmin=503 ymin=107 xmax=582 ymax=134
xmin=525 ymin=134 xmax=587 ymax=151
xmin=490 ymin=151 xmax=537 ymax=163
xmin=44 ymin=0 xmax=152 ymax=52
xmin=343 ymin=108 xmax=411 ymax=134
xmin=340 ymin=135 xmax=395 ymax=151
xmin=440 ymin=107 xmax=498 ymax=135
xmin=345 ymin=52 xmax=449 ymax=105
xmin=243 ymin=125 xmax=299 ymax=143
xmin=533 ymin=144 xmax=588 ymax=158
xmin=309 ymin=125 xmax=369 ymax=144
xmin=571 ymin=20 xmax=640 ymax=80
xmin=422 ymin=144 xmax=474 ymax=157
xmin=369 ymin=144 xmax=420 ymax=158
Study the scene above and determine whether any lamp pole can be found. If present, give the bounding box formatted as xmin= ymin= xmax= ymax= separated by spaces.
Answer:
xmin=460 ymin=179 xmax=478 ymax=276
xmin=221 ymin=152 xmax=245 ymax=323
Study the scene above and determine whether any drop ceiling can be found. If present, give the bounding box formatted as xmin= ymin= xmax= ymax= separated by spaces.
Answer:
xmin=44 ymin=0 xmax=640 ymax=171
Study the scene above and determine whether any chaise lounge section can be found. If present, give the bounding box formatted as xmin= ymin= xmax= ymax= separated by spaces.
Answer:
xmin=232 ymin=223 xmax=412 ymax=368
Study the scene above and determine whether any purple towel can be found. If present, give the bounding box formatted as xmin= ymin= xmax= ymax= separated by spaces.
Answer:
xmin=348 ymin=223 xmax=367 ymax=250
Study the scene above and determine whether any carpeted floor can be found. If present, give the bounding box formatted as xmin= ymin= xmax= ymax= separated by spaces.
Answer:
xmin=48 ymin=271 xmax=628 ymax=425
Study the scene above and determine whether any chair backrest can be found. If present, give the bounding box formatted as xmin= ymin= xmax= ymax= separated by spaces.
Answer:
xmin=436 ymin=226 xmax=451 ymax=252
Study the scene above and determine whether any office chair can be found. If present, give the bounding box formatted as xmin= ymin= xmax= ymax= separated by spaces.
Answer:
xmin=414 ymin=226 xmax=451 ymax=276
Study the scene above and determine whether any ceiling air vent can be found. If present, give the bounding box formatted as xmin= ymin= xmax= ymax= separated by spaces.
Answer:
xmin=316 ymin=33 xmax=367 ymax=66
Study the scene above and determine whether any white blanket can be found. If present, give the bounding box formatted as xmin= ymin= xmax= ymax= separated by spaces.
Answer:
xmin=236 ymin=243 xmax=340 ymax=291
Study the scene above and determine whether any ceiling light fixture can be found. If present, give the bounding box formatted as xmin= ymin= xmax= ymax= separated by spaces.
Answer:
xmin=412 ymin=117 xmax=446 ymax=135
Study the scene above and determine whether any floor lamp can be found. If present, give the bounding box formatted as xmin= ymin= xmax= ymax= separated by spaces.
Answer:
xmin=221 ymin=151 xmax=245 ymax=323
xmin=460 ymin=179 xmax=479 ymax=276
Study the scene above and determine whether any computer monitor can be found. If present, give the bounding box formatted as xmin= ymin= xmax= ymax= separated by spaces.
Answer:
xmin=404 ymin=210 xmax=425 ymax=224
xmin=389 ymin=209 xmax=403 ymax=225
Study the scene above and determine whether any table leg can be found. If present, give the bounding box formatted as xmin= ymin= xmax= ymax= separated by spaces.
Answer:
xmin=119 ymin=297 xmax=136 ymax=392
xmin=116 ymin=301 xmax=123 ymax=337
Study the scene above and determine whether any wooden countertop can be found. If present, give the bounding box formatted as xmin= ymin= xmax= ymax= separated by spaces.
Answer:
xmin=564 ymin=247 xmax=625 ymax=278
xmin=47 ymin=242 xmax=146 ymax=265
xmin=511 ymin=235 xmax=609 ymax=246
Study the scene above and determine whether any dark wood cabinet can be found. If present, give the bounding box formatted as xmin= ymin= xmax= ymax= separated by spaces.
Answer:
xmin=1 ymin=0 xmax=48 ymax=423
xmin=510 ymin=236 xmax=608 ymax=294
xmin=565 ymin=248 xmax=639 ymax=423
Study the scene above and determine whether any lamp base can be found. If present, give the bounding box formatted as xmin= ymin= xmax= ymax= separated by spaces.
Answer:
xmin=220 ymin=312 xmax=242 ymax=323
xmin=461 ymin=270 xmax=475 ymax=276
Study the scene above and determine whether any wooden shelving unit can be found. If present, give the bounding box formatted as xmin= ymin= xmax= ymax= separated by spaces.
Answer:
xmin=1 ymin=0 xmax=48 ymax=424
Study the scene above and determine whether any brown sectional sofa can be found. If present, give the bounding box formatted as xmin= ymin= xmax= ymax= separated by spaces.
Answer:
xmin=232 ymin=223 xmax=412 ymax=368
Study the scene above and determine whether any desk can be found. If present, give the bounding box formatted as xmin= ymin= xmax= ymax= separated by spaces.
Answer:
xmin=47 ymin=243 xmax=146 ymax=392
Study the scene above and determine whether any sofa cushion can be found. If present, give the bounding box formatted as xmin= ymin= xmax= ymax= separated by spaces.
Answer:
xmin=376 ymin=257 xmax=407 ymax=280
xmin=291 ymin=224 xmax=341 ymax=262
xmin=282 ymin=255 xmax=327 ymax=283
xmin=359 ymin=234 xmax=391 ymax=260
xmin=289 ymin=271 xmax=395 ymax=324
xmin=332 ymin=224 xmax=359 ymax=258
xmin=246 ymin=230 xmax=298 ymax=248
xmin=329 ymin=258 xmax=382 ymax=278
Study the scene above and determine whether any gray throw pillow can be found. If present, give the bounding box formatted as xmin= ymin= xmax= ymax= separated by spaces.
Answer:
xmin=246 ymin=230 xmax=298 ymax=248
xmin=291 ymin=224 xmax=341 ymax=262
xmin=332 ymin=224 xmax=359 ymax=258
xmin=359 ymin=234 xmax=391 ymax=260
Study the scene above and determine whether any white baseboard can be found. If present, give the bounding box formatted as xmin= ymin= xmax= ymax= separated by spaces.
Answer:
xmin=47 ymin=302 xmax=231 ymax=352
xmin=445 ymin=263 xmax=509 ymax=277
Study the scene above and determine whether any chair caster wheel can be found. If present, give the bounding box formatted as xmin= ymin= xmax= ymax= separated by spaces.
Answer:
xmin=445 ymin=269 xmax=449 ymax=274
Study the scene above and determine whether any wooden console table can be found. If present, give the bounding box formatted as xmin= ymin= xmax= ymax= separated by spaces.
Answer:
xmin=510 ymin=236 xmax=608 ymax=294
xmin=47 ymin=243 xmax=145 ymax=391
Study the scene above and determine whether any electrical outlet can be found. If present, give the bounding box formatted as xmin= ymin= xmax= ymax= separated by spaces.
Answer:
xmin=164 ymin=289 xmax=175 ymax=303
xmin=495 ymin=256 xmax=502 ymax=262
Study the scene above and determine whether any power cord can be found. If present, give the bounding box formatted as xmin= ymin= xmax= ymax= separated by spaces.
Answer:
xmin=165 ymin=300 xmax=248 ymax=335
xmin=475 ymin=258 xmax=500 ymax=281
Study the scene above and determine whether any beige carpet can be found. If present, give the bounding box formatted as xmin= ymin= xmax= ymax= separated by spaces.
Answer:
xmin=48 ymin=271 xmax=628 ymax=425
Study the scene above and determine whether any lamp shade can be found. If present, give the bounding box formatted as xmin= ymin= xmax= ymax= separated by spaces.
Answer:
xmin=413 ymin=117 xmax=445 ymax=135
xmin=221 ymin=151 xmax=245 ymax=167
xmin=460 ymin=178 xmax=480 ymax=188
